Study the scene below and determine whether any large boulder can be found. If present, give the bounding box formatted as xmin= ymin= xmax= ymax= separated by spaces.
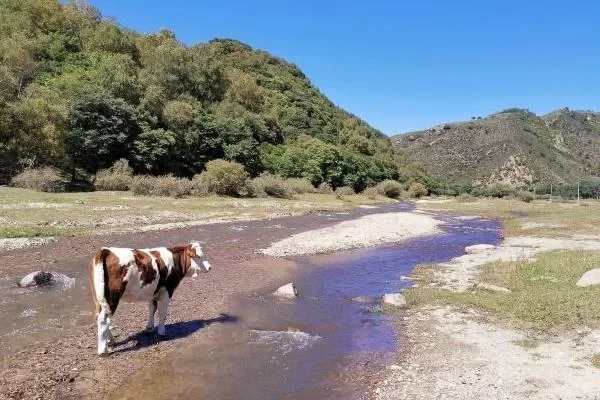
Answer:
xmin=576 ymin=269 xmax=600 ymax=287
xmin=18 ymin=271 xmax=55 ymax=287
xmin=382 ymin=293 xmax=407 ymax=307
xmin=18 ymin=271 xmax=74 ymax=289
xmin=274 ymin=283 xmax=298 ymax=298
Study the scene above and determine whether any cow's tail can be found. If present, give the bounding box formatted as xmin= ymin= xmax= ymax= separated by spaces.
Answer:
xmin=89 ymin=248 xmax=111 ymax=318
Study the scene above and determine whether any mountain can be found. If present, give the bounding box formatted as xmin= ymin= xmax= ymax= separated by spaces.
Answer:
xmin=392 ymin=108 xmax=600 ymax=187
xmin=0 ymin=0 xmax=422 ymax=189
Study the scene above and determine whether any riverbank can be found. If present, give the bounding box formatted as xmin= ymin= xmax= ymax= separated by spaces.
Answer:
xmin=0 ymin=203 xmax=425 ymax=399
xmin=0 ymin=187 xmax=389 ymax=251
xmin=375 ymin=197 xmax=600 ymax=399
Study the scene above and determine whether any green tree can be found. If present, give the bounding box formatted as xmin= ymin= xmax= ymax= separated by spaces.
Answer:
xmin=66 ymin=95 xmax=140 ymax=172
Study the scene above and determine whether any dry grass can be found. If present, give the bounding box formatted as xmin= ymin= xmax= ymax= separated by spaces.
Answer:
xmin=592 ymin=354 xmax=600 ymax=369
xmin=0 ymin=187 xmax=390 ymax=238
xmin=416 ymin=197 xmax=600 ymax=238
xmin=406 ymin=250 xmax=600 ymax=331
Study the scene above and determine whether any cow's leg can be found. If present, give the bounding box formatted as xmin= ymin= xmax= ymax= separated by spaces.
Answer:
xmin=156 ymin=291 xmax=170 ymax=336
xmin=107 ymin=316 xmax=116 ymax=347
xmin=97 ymin=309 xmax=111 ymax=355
xmin=146 ymin=299 xmax=157 ymax=331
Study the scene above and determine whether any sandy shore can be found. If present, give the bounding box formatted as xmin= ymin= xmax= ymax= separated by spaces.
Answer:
xmin=261 ymin=212 xmax=442 ymax=257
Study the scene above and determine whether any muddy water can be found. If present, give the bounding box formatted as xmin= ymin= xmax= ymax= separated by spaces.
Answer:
xmin=115 ymin=213 xmax=502 ymax=400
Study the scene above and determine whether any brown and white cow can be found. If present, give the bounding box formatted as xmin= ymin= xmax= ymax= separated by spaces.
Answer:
xmin=89 ymin=241 xmax=211 ymax=355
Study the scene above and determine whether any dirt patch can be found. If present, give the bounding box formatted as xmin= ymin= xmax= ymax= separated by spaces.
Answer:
xmin=376 ymin=306 xmax=600 ymax=400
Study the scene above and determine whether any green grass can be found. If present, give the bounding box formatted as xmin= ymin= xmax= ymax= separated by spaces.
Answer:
xmin=0 ymin=226 xmax=82 ymax=238
xmin=406 ymin=250 xmax=600 ymax=331
xmin=512 ymin=338 xmax=539 ymax=349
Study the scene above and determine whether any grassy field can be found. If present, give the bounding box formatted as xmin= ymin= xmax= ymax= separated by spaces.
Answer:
xmin=408 ymin=197 xmax=600 ymax=332
xmin=0 ymin=187 xmax=388 ymax=238
xmin=417 ymin=197 xmax=600 ymax=238
xmin=408 ymin=250 xmax=600 ymax=331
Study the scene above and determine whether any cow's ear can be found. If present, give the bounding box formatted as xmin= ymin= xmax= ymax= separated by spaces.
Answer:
xmin=186 ymin=246 xmax=196 ymax=258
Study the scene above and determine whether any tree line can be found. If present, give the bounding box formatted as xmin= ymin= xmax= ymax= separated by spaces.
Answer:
xmin=0 ymin=0 xmax=425 ymax=191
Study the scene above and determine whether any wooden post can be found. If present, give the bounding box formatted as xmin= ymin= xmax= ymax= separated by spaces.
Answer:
xmin=577 ymin=182 xmax=580 ymax=204
xmin=550 ymin=183 xmax=553 ymax=203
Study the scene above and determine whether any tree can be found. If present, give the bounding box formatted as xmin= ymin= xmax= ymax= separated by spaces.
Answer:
xmin=66 ymin=95 xmax=140 ymax=172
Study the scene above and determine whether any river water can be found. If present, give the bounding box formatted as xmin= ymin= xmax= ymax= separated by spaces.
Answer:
xmin=114 ymin=211 xmax=502 ymax=399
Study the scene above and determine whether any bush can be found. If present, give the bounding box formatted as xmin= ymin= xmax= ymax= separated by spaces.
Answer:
xmin=515 ymin=190 xmax=535 ymax=203
xmin=252 ymin=173 xmax=294 ymax=199
xmin=362 ymin=187 xmax=379 ymax=200
xmin=407 ymin=182 xmax=428 ymax=198
xmin=317 ymin=182 xmax=333 ymax=193
xmin=457 ymin=193 xmax=476 ymax=202
xmin=10 ymin=167 xmax=66 ymax=192
xmin=93 ymin=159 xmax=133 ymax=191
xmin=131 ymin=175 xmax=194 ymax=198
xmin=376 ymin=180 xmax=404 ymax=199
xmin=335 ymin=186 xmax=355 ymax=196
xmin=285 ymin=178 xmax=316 ymax=194
xmin=194 ymin=159 xmax=248 ymax=196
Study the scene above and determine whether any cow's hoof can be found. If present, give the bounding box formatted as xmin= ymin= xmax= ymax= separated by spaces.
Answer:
xmin=98 ymin=351 xmax=110 ymax=357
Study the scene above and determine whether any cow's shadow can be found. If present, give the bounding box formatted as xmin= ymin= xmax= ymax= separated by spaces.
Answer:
xmin=113 ymin=313 xmax=239 ymax=354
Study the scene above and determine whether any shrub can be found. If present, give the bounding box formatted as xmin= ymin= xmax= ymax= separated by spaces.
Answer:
xmin=131 ymin=175 xmax=194 ymax=198
xmin=407 ymin=182 xmax=428 ymax=198
xmin=362 ymin=187 xmax=378 ymax=200
xmin=285 ymin=178 xmax=316 ymax=194
xmin=376 ymin=180 xmax=404 ymax=198
xmin=515 ymin=190 xmax=535 ymax=203
xmin=10 ymin=167 xmax=66 ymax=192
xmin=93 ymin=159 xmax=133 ymax=191
xmin=457 ymin=193 xmax=476 ymax=202
xmin=317 ymin=182 xmax=333 ymax=193
xmin=194 ymin=159 xmax=248 ymax=196
xmin=252 ymin=173 xmax=294 ymax=199
xmin=335 ymin=186 xmax=355 ymax=196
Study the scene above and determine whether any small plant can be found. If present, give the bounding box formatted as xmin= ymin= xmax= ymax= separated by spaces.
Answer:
xmin=194 ymin=159 xmax=248 ymax=196
xmin=94 ymin=159 xmax=133 ymax=191
xmin=285 ymin=178 xmax=316 ymax=194
xmin=251 ymin=173 xmax=294 ymax=199
xmin=335 ymin=186 xmax=355 ymax=196
xmin=10 ymin=167 xmax=66 ymax=192
xmin=592 ymin=354 xmax=600 ymax=369
xmin=407 ymin=182 xmax=428 ymax=198
xmin=131 ymin=175 xmax=194 ymax=198
xmin=317 ymin=182 xmax=333 ymax=193
xmin=362 ymin=186 xmax=378 ymax=199
xmin=516 ymin=190 xmax=534 ymax=203
xmin=376 ymin=180 xmax=404 ymax=198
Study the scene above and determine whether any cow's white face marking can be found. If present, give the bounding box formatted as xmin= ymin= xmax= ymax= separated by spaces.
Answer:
xmin=188 ymin=241 xmax=210 ymax=277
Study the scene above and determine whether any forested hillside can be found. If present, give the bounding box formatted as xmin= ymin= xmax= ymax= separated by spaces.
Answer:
xmin=0 ymin=0 xmax=422 ymax=190
xmin=393 ymin=108 xmax=600 ymax=189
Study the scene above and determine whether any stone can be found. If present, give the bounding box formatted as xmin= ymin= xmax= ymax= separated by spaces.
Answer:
xmin=74 ymin=200 xmax=84 ymax=205
xmin=465 ymin=244 xmax=496 ymax=253
xmin=477 ymin=283 xmax=511 ymax=293
xmin=576 ymin=268 xmax=600 ymax=287
xmin=383 ymin=293 xmax=407 ymax=307
xmin=352 ymin=295 xmax=376 ymax=303
xmin=274 ymin=283 xmax=298 ymax=298
xmin=18 ymin=271 xmax=55 ymax=287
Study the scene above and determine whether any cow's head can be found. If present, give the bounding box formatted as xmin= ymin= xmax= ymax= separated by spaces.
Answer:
xmin=186 ymin=241 xmax=211 ymax=278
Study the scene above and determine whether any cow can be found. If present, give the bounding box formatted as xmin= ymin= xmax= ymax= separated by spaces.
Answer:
xmin=89 ymin=241 xmax=211 ymax=355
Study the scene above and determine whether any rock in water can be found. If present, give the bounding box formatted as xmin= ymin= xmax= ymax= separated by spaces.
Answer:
xmin=19 ymin=271 xmax=55 ymax=287
xmin=465 ymin=244 xmax=496 ymax=253
xmin=274 ymin=283 xmax=298 ymax=298
xmin=382 ymin=293 xmax=407 ymax=307
xmin=576 ymin=268 xmax=600 ymax=287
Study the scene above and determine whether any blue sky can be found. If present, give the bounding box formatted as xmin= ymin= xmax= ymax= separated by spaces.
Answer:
xmin=90 ymin=0 xmax=600 ymax=135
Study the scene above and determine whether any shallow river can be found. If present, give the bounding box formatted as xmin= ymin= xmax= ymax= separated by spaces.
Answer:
xmin=113 ymin=210 xmax=502 ymax=399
